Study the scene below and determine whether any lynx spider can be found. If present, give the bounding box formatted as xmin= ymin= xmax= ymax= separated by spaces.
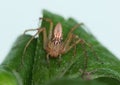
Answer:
xmin=22 ymin=18 xmax=100 ymax=73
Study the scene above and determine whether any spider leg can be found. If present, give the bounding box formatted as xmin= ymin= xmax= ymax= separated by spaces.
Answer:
xmin=69 ymin=23 xmax=84 ymax=33
xmin=65 ymin=34 xmax=102 ymax=77
xmin=65 ymin=34 xmax=101 ymax=63
xmin=20 ymin=27 xmax=47 ymax=70
xmin=63 ymin=32 xmax=73 ymax=50
xmin=58 ymin=54 xmax=62 ymax=65
xmin=73 ymin=45 xmax=76 ymax=57
xmin=23 ymin=28 xmax=39 ymax=34
xmin=81 ymin=42 xmax=88 ymax=77
xmin=63 ymin=34 xmax=81 ymax=53
xmin=46 ymin=54 xmax=50 ymax=64
xmin=39 ymin=17 xmax=53 ymax=40
xmin=64 ymin=23 xmax=83 ymax=49
xmin=78 ymin=39 xmax=103 ymax=64
xmin=63 ymin=34 xmax=88 ymax=77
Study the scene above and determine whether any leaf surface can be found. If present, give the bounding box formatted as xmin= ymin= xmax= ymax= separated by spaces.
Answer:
xmin=2 ymin=35 xmax=37 ymax=85
xmin=32 ymin=10 xmax=120 ymax=85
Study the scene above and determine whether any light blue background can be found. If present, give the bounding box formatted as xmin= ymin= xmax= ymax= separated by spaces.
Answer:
xmin=0 ymin=0 xmax=120 ymax=63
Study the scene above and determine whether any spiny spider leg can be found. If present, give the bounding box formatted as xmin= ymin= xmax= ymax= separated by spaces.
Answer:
xmin=21 ymin=18 xmax=53 ymax=68
xmin=58 ymin=54 xmax=62 ymax=65
xmin=46 ymin=54 xmax=50 ymax=64
xmin=39 ymin=18 xmax=54 ymax=64
xmin=66 ymin=31 xmax=102 ymax=64
xmin=65 ymin=34 xmax=89 ymax=76
xmin=39 ymin=18 xmax=53 ymax=40
xmin=81 ymin=40 xmax=103 ymax=64
xmin=81 ymin=42 xmax=88 ymax=77
xmin=65 ymin=34 xmax=101 ymax=76
xmin=64 ymin=35 xmax=84 ymax=53
xmin=23 ymin=28 xmax=39 ymax=34
xmin=63 ymin=23 xmax=83 ymax=50
xmin=22 ymin=28 xmax=47 ymax=67
xmin=17 ymin=28 xmax=39 ymax=71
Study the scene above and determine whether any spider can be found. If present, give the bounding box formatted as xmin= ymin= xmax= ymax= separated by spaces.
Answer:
xmin=22 ymin=18 xmax=99 ymax=69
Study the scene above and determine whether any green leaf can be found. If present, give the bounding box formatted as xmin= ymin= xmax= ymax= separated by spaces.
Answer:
xmin=32 ymin=10 xmax=120 ymax=85
xmin=44 ymin=78 xmax=107 ymax=85
xmin=0 ymin=67 xmax=18 ymax=85
xmin=1 ymin=10 xmax=120 ymax=85
xmin=1 ymin=35 xmax=37 ymax=85
xmin=95 ymin=77 xmax=120 ymax=85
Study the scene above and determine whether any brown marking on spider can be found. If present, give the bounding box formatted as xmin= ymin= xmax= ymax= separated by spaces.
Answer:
xmin=21 ymin=18 xmax=101 ymax=73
